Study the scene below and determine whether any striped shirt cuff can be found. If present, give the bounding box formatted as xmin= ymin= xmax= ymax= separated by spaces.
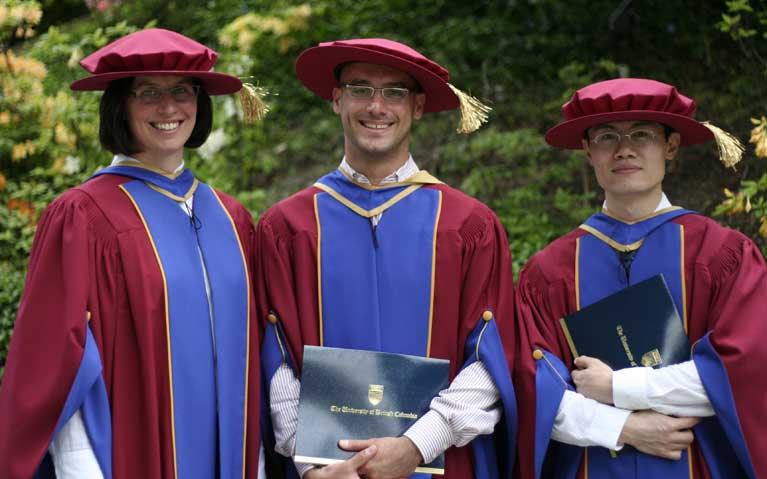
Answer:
xmin=403 ymin=409 xmax=453 ymax=464
xmin=294 ymin=462 xmax=316 ymax=478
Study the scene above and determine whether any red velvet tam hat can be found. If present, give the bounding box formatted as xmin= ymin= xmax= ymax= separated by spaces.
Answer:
xmin=70 ymin=28 xmax=242 ymax=95
xmin=545 ymin=78 xmax=715 ymax=149
xmin=295 ymin=38 xmax=490 ymax=133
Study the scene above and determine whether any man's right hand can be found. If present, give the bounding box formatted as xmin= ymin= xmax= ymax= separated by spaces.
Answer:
xmin=618 ymin=410 xmax=699 ymax=460
xmin=303 ymin=446 xmax=378 ymax=479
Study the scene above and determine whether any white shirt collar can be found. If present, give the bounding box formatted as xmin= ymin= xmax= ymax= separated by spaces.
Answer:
xmin=603 ymin=192 xmax=672 ymax=213
xmin=338 ymin=155 xmax=419 ymax=185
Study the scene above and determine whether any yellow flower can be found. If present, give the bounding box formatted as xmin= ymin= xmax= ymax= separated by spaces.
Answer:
xmin=0 ymin=51 xmax=46 ymax=78
xmin=221 ymin=5 xmax=312 ymax=53
xmin=9 ymin=5 xmax=25 ymax=23
xmin=751 ymin=128 xmax=763 ymax=145
xmin=16 ymin=25 xmax=36 ymax=39
xmin=52 ymin=156 xmax=65 ymax=172
xmin=756 ymin=140 xmax=767 ymax=159
xmin=722 ymin=191 xmax=745 ymax=215
xmin=731 ymin=197 xmax=744 ymax=214
xmin=23 ymin=4 xmax=42 ymax=25
xmin=278 ymin=37 xmax=296 ymax=54
xmin=760 ymin=218 xmax=767 ymax=239
xmin=0 ymin=111 xmax=10 ymax=125
xmin=40 ymin=97 xmax=56 ymax=128
xmin=68 ymin=46 xmax=83 ymax=69
xmin=11 ymin=144 xmax=24 ymax=161
xmin=284 ymin=4 xmax=312 ymax=30
xmin=237 ymin=30 xmax=256 ymax=52
xmin=292 ymin=4 xmax=312 ymax=18
xmin=6 ymin=198 xmax=36 ymax=224
xmin=262 ymin=17 xmax=287 ymax=35
xmin=220 ymin=13 xmax=259 ymax=50
xmin=11 ymin=140 xmax=36 ymax=161
xmin=750 ymin=116 xmax=767 ymax=159
xmin=0 ymin=77 xmax=41 ymax=102
xmin=55 ymin=123 xmax=77 ymax=150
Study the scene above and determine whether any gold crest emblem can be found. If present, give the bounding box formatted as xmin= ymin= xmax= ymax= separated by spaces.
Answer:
xmin=641 ymin=349 xmax=663 ymax=367
xmin=368 ymin=384 xmax=384 ymax=406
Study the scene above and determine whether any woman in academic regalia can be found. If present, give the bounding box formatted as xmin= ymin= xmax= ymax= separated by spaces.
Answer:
xmin=0 ymin=28 xmax=263 ymax=479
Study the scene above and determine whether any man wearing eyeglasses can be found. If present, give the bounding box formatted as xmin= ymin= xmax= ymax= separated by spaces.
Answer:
xmin=514 ymin=78 xmax=767 ymax=478
xmin=255 ymin=39 xmax=517 ymax=479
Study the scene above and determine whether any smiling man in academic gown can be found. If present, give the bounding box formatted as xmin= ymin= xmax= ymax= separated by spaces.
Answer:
xmin=256 ymin=38 xmax=517 ymax=479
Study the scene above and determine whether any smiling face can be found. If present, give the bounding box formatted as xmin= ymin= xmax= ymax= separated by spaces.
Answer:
xmin=332 ymin=62 xmax=425 ymax=174
xmin=583 ymin=120 xmax=680 ymax=211
xmin=125 ymin=75 xmax=197 ymax=170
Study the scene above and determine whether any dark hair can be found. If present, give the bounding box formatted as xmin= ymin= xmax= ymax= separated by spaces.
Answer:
xmin=99 ymin=77 xmax=213 ymax=155
xmin=662 ymin=125 xmax=675 ymax=139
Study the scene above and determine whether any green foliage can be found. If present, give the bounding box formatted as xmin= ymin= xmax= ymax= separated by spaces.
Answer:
xmin=438 ymin=127 xmax=597 ymax=271
xmin=0 ymin=264 xmax=24 ymax=374
xmin=713 ymin=2 xmax=767 ymax=252
xmin=719 ymin=0 xmax=767 ymax=40
xmin=715 ymin=117 xmax=767 ymax=241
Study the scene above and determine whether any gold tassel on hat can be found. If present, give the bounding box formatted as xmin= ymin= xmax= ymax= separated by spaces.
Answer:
xmin=447 ymin=83 xmax=492 ymax=134
xmin=239 ymin=82 xmax=271 ymax=123
xmin=703 ymin=122 xmax=745 ymax=169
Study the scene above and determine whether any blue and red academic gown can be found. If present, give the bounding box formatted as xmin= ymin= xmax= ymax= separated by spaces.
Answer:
xmin=0 ymin=166 xmax=261 ymax=479
xmin=255 ymin=169 xmax=517 ymax=479
xmin=514 ymin=208 xmax=767 ymax=479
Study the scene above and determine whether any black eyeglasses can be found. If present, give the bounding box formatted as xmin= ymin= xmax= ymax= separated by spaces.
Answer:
xmin=340 ymin=84 xmax=412 ymax=102
xmin=130 ymin=84 xmax=201 ymax=104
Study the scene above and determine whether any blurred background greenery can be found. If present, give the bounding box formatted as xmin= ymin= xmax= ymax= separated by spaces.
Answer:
xmin=1 ymin=0 xmax=766 ymax=374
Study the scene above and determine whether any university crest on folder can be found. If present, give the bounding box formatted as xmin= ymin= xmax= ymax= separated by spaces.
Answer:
xmin=560 ymin=274 xmax=690 ymax=370
xmin=295 ymin=346 xmax=449 ymax=474
xmin=368 ymin=384 xmax=384 ymax=406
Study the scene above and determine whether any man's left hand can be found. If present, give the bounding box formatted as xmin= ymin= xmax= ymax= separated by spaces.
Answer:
xmin=572 ymin=355 xmax=614 ymax=404
xmin=339 ymin=436 xmax=422 ymax=479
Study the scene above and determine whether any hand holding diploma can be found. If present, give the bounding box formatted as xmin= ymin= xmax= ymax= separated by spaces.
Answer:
xmin=339 ymin=436 xmax=423 ymax=479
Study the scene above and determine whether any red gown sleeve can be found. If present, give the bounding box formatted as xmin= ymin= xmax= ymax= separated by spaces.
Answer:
xmin=690 ymin=232 xmax=767 ymax=477
xmin=459 ymin=210 xmax=516 ymax=366
xmin=513 ymin=241 xmax=579 ymax=479
xmin=461 ymin=212 xmax=518 ymax=479
xmin=432 ymin=200 xmax=518 ymax=479
xmin=254 ymin=201 xmax=321 ymax=371
xmin=0 ymin=191 xmax=92 ymax=478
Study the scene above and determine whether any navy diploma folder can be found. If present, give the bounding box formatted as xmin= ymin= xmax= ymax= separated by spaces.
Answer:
xmin=294 ymin=346 xmax=449 ymax=474
xmin=559 ymin=274 xmax=690 ymax=370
